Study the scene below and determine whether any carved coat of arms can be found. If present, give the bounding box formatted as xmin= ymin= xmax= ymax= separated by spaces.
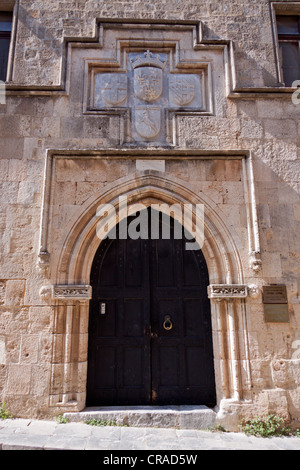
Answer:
xmin=134 ymin=67 xmax=163 ymax=103
xmin=134 ymin=107 xmax=161 ymax=139
xmin=130 ymin=50 xmax=166 ymax=139
xmin=169 ymin=75 xmax=196 ymax=107
xmin=93 ymin=48 xmax=204 ymax=144
xmin=95 ymin=73 xmax=128 ymax=107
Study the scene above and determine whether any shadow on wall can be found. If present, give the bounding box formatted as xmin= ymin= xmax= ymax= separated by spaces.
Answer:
xmin=17 ymin=4 xmax=279 ymax=86
xmin=235 ymin=94 xmax=300 ymax=196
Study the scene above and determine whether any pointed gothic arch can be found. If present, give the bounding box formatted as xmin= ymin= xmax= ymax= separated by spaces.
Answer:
xmin=47 ymin=172 xmax=252 ymax=413
xmin=53 ymin=172 xmax=244 ymax=286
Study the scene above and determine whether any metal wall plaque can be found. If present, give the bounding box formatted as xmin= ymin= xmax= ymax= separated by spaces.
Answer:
xmin=263 ymin=285 xmax=289 ymax=322
xmin=264 ymin=304 xmax=289 ymax=323
xmin=263 ymin=285 xmax=287 ymax=304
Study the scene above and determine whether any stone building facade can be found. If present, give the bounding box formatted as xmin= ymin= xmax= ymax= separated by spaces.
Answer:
xmin=0 ymin=0 xmax=300 ymax=430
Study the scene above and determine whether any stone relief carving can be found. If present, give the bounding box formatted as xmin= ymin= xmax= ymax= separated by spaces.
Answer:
xmin=42 ymin=283 xmax=259 ymax=302
xmin=248 ymin=284 xmax=260 ymax=299
xmin=208 ymin=284 xmax=248 ymax=299
xmin=39 ymin=285 xmax=52 ymax=301
xmin=52 ymin=285 xmax=92 ymax=301
xmin=135 ymin=107 xmax=161 ymax=139
xmin=90 ymin=49 xmax=208 ymax=145
xmin=39 ymin=285 xmax=92 ymax=301
xmin=134 ymin=66 xmax=163 ymax=103
xmin=169 ymin=75 xmax=198 ymax=107
xmin=96 ymin=73 xmax=128 ymax=107
xmin=132 ymin=51 xmax=165 ymax=102
xmin=249 ymin=251 xmax=262 ymax=272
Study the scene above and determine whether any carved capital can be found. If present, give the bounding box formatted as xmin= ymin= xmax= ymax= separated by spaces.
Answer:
xmin=52 ymin=285 xmax=92 ymax=301
xmin=208 ymin=284 xmax=248 ymax=300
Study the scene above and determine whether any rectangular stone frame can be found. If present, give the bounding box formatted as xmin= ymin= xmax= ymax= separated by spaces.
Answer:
xmin=38 ymin=148 xmax=260 ymax=411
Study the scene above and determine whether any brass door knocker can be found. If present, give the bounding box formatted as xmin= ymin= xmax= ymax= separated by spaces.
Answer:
xmin=163 ymin=315 xmax=173 ymax=331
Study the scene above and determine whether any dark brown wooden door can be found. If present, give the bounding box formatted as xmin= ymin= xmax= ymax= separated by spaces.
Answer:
xmin=86 ymin=209 xmax=216 ymax=407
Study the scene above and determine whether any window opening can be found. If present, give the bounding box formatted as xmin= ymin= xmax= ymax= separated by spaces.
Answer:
xmin=0 ymin=12 xmax=12 ymax=82
xmin=276 ymin=15 xmax=300 ymax=86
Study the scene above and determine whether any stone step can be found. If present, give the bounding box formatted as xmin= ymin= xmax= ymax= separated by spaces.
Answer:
xmin=63 ymin=405 xmax=217 ymax=430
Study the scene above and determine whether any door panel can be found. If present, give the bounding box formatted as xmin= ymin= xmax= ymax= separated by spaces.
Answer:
xmin=94 ymin=299 xmax=117 ymax=337
xmin=159 ymin=346 xmax=180 ymax=386
xmin=122 ymin=347 xmax=144 ymax=387
xmin=156 ymin=238 xmax=176 ymax=287
xmin=94 ymin=346 xmax=116 ymax=389
xmin=123 ymin=299 xmax=145 ymax=337
xmin=87 ymin=234 xmax=151 ymax=406
xmin=124 ymin=237 xmax=144 ymax=287
xmin=87 ymin=209 xmax=216 ymax=407
xmin=186 ymin=346 xmax=208 ymax=387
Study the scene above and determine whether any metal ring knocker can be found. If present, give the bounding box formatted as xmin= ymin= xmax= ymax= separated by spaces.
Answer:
xmin=163 ymin=315 xmax=173 ymax=331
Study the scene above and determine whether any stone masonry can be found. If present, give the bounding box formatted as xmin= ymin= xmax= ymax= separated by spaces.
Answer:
xmin=0 ymin=0 xmax=300 ymax=431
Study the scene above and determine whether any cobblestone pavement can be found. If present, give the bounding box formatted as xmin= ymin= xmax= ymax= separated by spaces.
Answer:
xmin=0 ymin=418 xmax=300 ymax=451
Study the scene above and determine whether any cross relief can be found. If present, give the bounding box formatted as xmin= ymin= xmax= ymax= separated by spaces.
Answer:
xmin=86 ymin=46 xmax=212 ymax=146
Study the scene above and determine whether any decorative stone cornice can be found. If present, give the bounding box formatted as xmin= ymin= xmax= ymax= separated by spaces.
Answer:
xmin=208 ymin=284 xmax=248 ymax=299
xmin=52 ymin=285 xmax=92 ymax=301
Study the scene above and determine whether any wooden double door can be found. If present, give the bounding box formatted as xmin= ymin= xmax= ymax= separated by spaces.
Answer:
xmin=87 ymin=209 xmax=216 ymax=407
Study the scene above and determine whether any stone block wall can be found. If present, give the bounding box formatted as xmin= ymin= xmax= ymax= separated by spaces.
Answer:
xmin=13 ymin=0 xmax=278 ymax=88
xmin=0 ymin=0 xmax=299 ymax=429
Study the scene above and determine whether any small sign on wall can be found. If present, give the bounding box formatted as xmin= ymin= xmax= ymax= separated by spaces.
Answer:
xmin=263 ymin=285 xmax=289 ymax=323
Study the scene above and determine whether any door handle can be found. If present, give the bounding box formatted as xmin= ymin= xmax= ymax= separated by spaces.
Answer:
xmin=163 ymin=315 xmax=173 ymax=331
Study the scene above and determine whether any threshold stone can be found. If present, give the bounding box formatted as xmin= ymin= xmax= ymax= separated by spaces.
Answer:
xmin=63 ymin=405 xmax=217 ymax=429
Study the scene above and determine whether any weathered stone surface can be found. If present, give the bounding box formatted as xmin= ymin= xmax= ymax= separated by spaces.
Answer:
xmin=64 ymin=406 xmax=217 ymax=430
xmin=0 ymin=1 xmax=299 ymax=432
xmin=6 ymin=364 xmax=32 ymax=396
